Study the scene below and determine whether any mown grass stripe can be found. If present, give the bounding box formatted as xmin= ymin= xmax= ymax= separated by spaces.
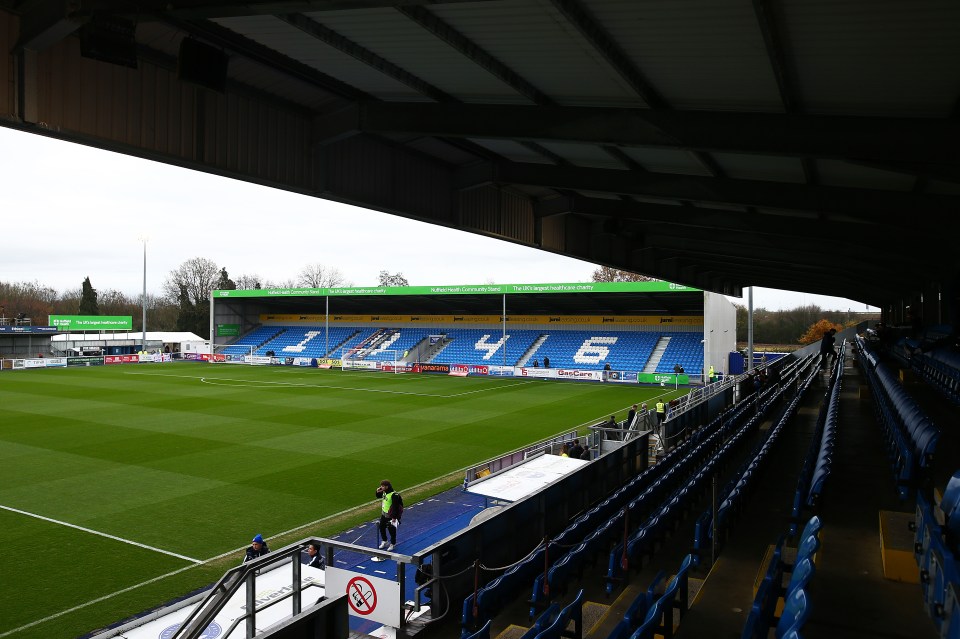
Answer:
xmin=0 ymin=503 xmax=201 ymax=563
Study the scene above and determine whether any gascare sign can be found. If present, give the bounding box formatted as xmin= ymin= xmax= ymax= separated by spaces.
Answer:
xmin=325 ymin=567 xmax=401 ymax=627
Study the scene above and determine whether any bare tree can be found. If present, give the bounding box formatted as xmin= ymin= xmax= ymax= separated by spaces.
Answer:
xmin=264 ymin=278 xmax=298 ymax=289
xmin=378 ymin=271 xmax=409 ymax=287
xmin=298 ymin=263 xmax=351 ymax=288
xmin=235 ymin=274 xmax=262 ymax=290
xmin=591 ymin=266 xmax=657 ymax=282
xmin=162 ymin=257 xmax=221 ymax=306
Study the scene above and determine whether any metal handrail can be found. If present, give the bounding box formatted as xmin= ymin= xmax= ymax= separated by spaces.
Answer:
xmin=172 ymin=537 xmax=414 ymax=639
xmin=219 ymin=582 xmax=324 ymax=638
xmin=171 ymin=544 xmax=307 ymax=639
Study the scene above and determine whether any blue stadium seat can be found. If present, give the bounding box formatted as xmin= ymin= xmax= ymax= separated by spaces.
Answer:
xmin=775 ymin=588 xmax=809 ymax=639
xmin=463 ymin=619 xmax=491 ymax=639
xmin=533 ymin=589 xmax=583 ymax=639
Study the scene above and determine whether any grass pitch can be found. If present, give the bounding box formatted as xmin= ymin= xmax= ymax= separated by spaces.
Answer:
xmin=0 ymin=363 xmax=685 ymax=638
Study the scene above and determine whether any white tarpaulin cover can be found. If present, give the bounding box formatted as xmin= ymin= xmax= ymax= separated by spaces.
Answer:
xmin=465 ymin=454 xmax=588 ymax=502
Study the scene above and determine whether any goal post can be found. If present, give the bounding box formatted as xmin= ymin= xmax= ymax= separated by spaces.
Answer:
xmin=340 ymin=347 xmax=404 ymax=373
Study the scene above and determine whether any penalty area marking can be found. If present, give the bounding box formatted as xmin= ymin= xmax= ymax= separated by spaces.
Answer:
xmin=124 ymin=371 xmax=534 ymax=398
xmin=0 ymin=504 xmax=201 ymax=564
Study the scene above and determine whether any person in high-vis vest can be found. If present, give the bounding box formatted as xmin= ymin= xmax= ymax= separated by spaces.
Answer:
xmin=655 ymin=400 xmax=666 ymax=424
xmin=708 ymin=365 xmax=716 ymax=383
xmin=375 ymin=480 xmax=403 ymax=551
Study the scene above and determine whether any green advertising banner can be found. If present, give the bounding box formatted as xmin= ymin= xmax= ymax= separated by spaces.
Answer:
xmin=213 ymin=281 xmax=699 ymax=299
xmin=637 ymin=373 xmax=690 ymax=385
xmin=217 ymin=323 xmax=241 ymax=336
xmin=49 ymin=315 xmax=133 ymax=331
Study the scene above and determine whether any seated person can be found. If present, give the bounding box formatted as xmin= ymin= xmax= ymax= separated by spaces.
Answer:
xmin=244 ymin=534 xmax=270 ymax=563
xmin=568 ymin=439 xmax=584 ymax=458
xmin=303 ymin=542 xmax=324 ymax=569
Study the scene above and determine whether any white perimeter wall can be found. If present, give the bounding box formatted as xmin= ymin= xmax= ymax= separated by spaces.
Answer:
xmin=703 ymin=292 xmax=737 ymax=375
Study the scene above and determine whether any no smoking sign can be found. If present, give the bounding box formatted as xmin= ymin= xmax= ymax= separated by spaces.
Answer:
xmin=347 ymin=576 xmax=377 ymax=615
xmin=326 ymin=567 xmax=401 ymax=627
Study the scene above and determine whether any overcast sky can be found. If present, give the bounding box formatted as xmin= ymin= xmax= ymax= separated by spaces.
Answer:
xmin=1 ymin=126 xmax=875 ymax=312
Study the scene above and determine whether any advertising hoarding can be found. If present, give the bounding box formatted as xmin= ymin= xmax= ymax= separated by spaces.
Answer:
xmin=49 ymin=315 xmax=133 ymax=331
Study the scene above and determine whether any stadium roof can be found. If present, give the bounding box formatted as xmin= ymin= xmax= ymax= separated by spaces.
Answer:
xmin=1 ymin=1 xmax=957 ymax=309
xmin=213 ymin=281 xmax=706 ymax=315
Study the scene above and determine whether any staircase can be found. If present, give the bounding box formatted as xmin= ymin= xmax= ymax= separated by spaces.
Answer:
xmin=642 ymin=335 xmax=672 ymax=373
xmin=322 ymin=329 xmax=361 ymax=357
xmin=415 ymin=335 xmax=450 ymax=362
xmin=517 ymin=334 xmax=549 ymax=366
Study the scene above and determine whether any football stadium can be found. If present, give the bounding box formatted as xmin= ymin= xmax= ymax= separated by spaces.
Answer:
xmin=2 ymin=2 xmax=959 ymax=639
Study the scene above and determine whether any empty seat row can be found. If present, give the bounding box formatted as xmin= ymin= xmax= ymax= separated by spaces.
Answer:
xmin=529 ymin=410 xmax=735 ymax=614
xmin=856 ymin=337 xmax=939 ymax=499
xmin=807 ymin=341 xmax=845 ymax=509
xmin=220 ymin=326 xmax=285 ymax=355
xmin=615 ymin=555 xmax=692 ymax=639
xmin=741 ymin=516 xmax=822 ymax=639
xmin=913 ymin=476 xmax=960 ymax=636
xmin=693 ymin=360 xmax=819 ymax=563
xmin=788 ymin=353 xmax=842 ymax=533
xmin=462 ymin=419 xmax=705 ymax=635
xmin=911 ymin=348 xmax=960 ymax=406
xmin=462 ymin=403 xmax=745 ymax=635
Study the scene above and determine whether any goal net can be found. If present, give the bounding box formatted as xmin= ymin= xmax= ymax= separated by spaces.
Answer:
xmin=340 ymin=347 xmax=406 ymax=373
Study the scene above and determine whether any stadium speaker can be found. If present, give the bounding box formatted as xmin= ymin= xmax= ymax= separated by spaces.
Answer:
xmin=79 ymin=15 xmax=138 ymax=69
xmin=178 ymin=38 xmax=228 ymax=92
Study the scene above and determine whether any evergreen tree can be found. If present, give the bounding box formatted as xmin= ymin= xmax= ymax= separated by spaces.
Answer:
xmin=79 ymin=277 xmax=99 ymax=315
xmin=217 ymin=268 xmax=236 ymax=291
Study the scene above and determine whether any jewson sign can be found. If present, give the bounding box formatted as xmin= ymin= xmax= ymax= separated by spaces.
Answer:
xmin=49 ymin=315 xmax=133 ymax=331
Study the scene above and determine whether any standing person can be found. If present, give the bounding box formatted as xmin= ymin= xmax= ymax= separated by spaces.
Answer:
xmin=626 ymin=404 xmax=638 ymax=429
xmin=376 ymin=480 xmax=403 ymax=551
xmin=543 ymin=356 xmax=550 ymax=368
xmin=708 ymin=365 xmax=716 ymax=383
xmin=303 ymin=543 xmax=324 ymax=569
xmin=820 ymin=328 xmax=838 ymax=367
xmin=640 ymin=403 xmax=655 ymax=430
xmin=655 ymin=400 xmax=666 ymax=425
xmin=244 ymin=534 xmax=270 ymax=563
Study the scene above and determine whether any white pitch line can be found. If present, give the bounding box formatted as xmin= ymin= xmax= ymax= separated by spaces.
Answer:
xmin=442 ymin=380 xmax=535 ymax=397
xmin=125 ymin=371 xmax=533 ymax=398
xmin=0 ymin=562 xmax=201 ymax=639
xmin=0 ymin=504 xmax=201 ymax=564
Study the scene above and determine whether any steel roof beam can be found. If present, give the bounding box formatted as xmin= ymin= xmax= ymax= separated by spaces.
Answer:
xmin=331 ymin=102 xmax=959 ymax=166
xmin=535 ymin=195 xmax=930 ymax=247
xmin=166 ymin=17 xmax=370 ymax=102
xmin=277 ymin=13 xmax=454 ymax=103
xmin=548 ymin=0 xmax=723 ymax=177
xmin=61 ymin=1 xmax=500 ymax=21
xmin=471 ymin=162 xmax=959 ymax=224
xmin=398 ymin=5 xmax=551 ymax=106
xmin=752 ymin=0 xmax=819 ymax=186
xmin=650 ymin=255 xmax=893 ymax=304
xmin=548 ymin=0 xmax=664 ymax=110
